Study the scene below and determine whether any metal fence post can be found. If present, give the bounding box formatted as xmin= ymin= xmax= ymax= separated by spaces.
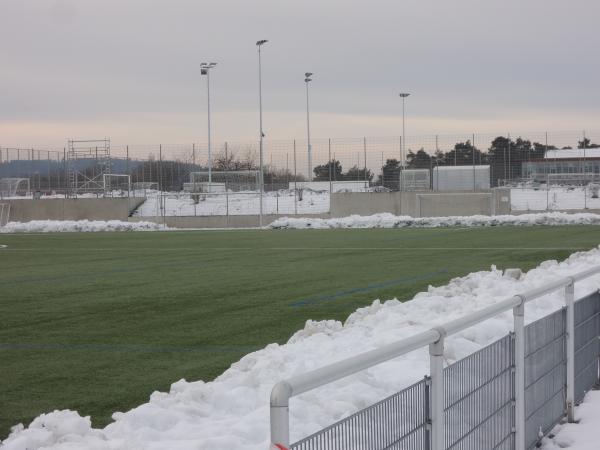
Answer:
xmin=271 ymin=382 xmax=291 ymax=449
xmin=513 ymin=300 xmax=525 ymax=450
xmin=565 ymin=279 xmax=576 ymax=422
xmin=429 ymin=335 xmax=445 ymax=450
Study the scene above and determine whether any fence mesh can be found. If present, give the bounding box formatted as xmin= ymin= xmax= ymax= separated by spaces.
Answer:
xmin=524 ymin=308 xmax=566 ymax=449
xmin=574 ymin=293 xmax=600 ymax=403
xmin=290 ymin=379 xmax=428 ymax=450
xmin=444 ymin=335 xmax=514 ymax=450
xmin=287 ymin=292 xmax=600 ymax=450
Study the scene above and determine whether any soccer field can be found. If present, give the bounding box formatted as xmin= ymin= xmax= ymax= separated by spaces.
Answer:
xmin=1 ymin=226 xmax=599 ymax=437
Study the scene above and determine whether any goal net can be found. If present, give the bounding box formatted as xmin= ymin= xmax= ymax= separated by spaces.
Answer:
xmin=185 ymin=170 xmax=260 ymax=193
xmin=103 ymin=174 xmax=131 ymax=197
xmin=400 ymin=169 xmax=430 ymax=191
xmin=0 ymin=203 xmax=10 ymax=226
xmin=0 ymin=178 xmax=30 ymax=199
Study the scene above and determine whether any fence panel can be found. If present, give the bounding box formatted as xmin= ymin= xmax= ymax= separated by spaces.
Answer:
xmin=574 ymin=292 xmax=600 ymax=403
xmin=290 ymin=379 xmax=428 ymax=450
xmin=444 ymin=334 xmax=514 ymax=450
xmin=524 ymin=308 xmax=566 ymax=449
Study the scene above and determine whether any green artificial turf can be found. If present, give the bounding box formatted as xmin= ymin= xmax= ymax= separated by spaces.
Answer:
xmin=1 ymin=226 xmax=599 ymax=437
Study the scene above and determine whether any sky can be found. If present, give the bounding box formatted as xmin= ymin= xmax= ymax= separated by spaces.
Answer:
xmin=1 ymin=0 xmax=599 ymax=148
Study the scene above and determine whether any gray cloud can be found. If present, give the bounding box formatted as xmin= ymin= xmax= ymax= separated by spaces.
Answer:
xmin=1 ymin=0 xmax=599 ymax=146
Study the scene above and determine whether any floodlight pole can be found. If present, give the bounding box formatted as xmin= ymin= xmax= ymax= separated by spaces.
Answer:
xmin=305 ymin=73 xmax=313 ymax=180
xmin=257 ymin=40 xmax=268 ymax=227
xmin=399 ymin=93 xmax=410 ymax=168
xmin=201 ymin=62 xmax=217 ymax=192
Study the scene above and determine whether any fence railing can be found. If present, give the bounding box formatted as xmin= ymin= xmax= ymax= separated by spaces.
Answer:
xmin=269 ymin=267 xmax=600 ymax=450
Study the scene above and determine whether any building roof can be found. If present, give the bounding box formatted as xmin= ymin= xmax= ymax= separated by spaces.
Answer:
xmin=545 ymin=149 xmax=600 ymax=159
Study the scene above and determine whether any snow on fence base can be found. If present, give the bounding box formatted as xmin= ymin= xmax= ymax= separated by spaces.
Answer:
xmin=0 ymin=220 xmax=167 ymax=233
xmin=269 ymin=212 xmax=600 ymax=229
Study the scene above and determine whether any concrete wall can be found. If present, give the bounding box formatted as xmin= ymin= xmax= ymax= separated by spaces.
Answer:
xmin=330 ymin=190 xmax=504 ymax=218
xmin=4 ymin=198 xmax=145 ymax=222
xmin=129 ymin=213 xmax=330 ymax=229
xmin=416 ymin=193 xmax=491 ymax=217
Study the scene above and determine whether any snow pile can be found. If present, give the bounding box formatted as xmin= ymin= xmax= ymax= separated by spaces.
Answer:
xmin=134 ymin=190 xmax=330 ymax=217
xmin=270 ymin=211 xmax=600 ymax=229
xmin=0 ymin=220 xmax=166 ymax=233
xmin=542 ymin=391 xmax=600 ymax=449
xmin=4 ymin=248 xmax=600 ymax=449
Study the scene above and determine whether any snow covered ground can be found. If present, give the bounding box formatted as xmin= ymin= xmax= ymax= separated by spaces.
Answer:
xmin=133 ymin=190 xmax=330 ymax=216
xmin=541 ymin=391 xmax=600 ymax=449
xmin=511 ymin=187 xmax=600 ymax=211
xmin=0 ymin=220 xmax=166 ymax=233
xmin=270 ymin=211 xmax=600 ymax=229
xmin=3 ymin=247 xmax=600 ymax=450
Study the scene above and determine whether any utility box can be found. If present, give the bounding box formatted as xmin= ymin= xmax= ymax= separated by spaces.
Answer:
xmin=432 ymin=165 xmax=490 ymax=191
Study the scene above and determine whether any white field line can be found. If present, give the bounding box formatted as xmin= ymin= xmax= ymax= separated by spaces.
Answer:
xmin=0 ymin=244 xmax=7 ymax=249
xmin=0 ymin=246 xmax=591 ymax=252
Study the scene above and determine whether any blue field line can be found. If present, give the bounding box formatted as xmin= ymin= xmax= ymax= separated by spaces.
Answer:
xmin=0 ymin=342 xmax=260 ymax=354
xmin=290 ymin=268 xmax=449 ymax=307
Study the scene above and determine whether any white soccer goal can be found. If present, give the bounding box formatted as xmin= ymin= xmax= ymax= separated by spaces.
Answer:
xmin=400 ymin=169 xmax=431 ymax=191
xmin=103 ymin=174 xmax=131 ymax=197
xmin=0 ymin=203 xmax=10 ymax=226
xmin=187 ymin=170 xmax=260 ymax=192
xmin=0 ymin=178 xmax=30 ymax=199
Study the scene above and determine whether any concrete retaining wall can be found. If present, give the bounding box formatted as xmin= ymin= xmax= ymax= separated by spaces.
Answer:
xmin=330 ymin=189 xmax=510 ymax=218
xmin=3 ymin=198 xmax=145 ymax=222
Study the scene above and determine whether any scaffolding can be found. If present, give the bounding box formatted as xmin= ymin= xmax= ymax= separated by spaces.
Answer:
xmin=67 ymin=139 xmax=111 ymax=195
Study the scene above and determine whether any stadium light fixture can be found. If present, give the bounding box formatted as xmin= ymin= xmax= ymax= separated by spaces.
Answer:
xmin=256 ymin=39 xmax=268 ymax=226
xmin=399 ymin=93 xmax=410 ymax=168
xmin=201 ymin=62 xmax=217 ymax=190
xmin=305 ymin=72 xmax=314 ymax=179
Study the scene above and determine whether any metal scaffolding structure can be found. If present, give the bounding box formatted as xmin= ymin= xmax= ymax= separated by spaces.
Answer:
xmin=67 ymin=139 xmax=111 ymax=195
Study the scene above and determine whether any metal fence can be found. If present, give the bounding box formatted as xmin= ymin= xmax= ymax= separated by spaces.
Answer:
xmin=3 ymin=130 xmax=600 ymax=213
xmin=291 ymin=379 xmax=429 ymax=450
xmin=271 ymin=271 xmax=600 ymax=450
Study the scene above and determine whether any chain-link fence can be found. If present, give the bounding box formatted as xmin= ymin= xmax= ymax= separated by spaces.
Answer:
xmin=3 ymin=130 xmax=600 ymax=214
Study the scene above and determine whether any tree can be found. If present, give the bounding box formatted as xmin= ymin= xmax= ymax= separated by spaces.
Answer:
xmin=343 ymin=165 xmax=373 ymax=183
xmin=313 ymin=159 xmax=343 ymax=181
xmin=487 ymin=136 xmax=536 ymax=186
xmin=405 ymin=148 xmax=431 ymax=169
xmin=378 ymin=158 xmax=401 ymax=190
xmin=442 ymin=140 xmax=487 ymax=166
xmin=578 ymin=138 xmax=600 ymax=149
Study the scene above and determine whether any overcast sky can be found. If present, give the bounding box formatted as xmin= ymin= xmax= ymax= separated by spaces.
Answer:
xmin=1 ymin=0 xmax=599 ymax=148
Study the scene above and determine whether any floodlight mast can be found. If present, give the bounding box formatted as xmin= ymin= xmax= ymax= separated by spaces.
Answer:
xmin=256 ymin=39 xmax=268 ymax=227
xmin=305 ymin=72 xmax=313 ymax=180
xmin=201 ymin=62 xmax=217 ymax=192
xmin=399 ymin=93 xmax=410 ymax=169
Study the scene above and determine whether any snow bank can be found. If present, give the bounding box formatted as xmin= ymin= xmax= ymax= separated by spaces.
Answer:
xmin=270 ymin=211 xmax=600 ymax=229
xmin=4 ymin=247 xmax=600 ymax=449
xmin=0 ymin=220 xmax=167 ymax=233
xmin=542 ymin=391 xmax=600 ymax=450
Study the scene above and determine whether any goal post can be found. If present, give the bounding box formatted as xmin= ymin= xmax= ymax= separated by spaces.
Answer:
xmin=0 ymin=178 xmax=30 ymax=199
xmin=0 ymin=203 xmax=10 ymax=226
xmin=186 ymin=170 xmax=260 ymax=193
xmin=103 ymin=174 xmax=131 ymax=197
